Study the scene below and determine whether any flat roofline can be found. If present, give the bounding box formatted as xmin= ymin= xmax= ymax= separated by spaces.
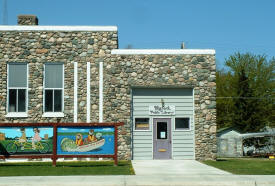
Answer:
xmin=0 ymin=25 xmax=117 ymax=32
xmin=111 ymin=49 xmax=215 ymax=55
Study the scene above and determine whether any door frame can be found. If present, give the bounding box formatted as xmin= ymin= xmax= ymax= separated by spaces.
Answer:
xmin=152 ymin=117 xmax=173 ymax=159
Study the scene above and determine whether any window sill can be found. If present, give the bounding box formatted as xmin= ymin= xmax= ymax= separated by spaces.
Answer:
xmin=5 ymin=112 xmax=28 ymax=118
xmin=174 ymin=129 xmax=191 ymax=132
xmin=42 ymin=112 xmax=64 ymax=118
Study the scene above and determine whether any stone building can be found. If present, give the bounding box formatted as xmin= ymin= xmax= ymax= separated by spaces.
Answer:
xmin=0 ymin=15 xmax=216 ymax=160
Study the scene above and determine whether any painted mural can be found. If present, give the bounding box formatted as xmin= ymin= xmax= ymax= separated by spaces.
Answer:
xmin=57 ymin=127 xmax=114 ymax=155
xmin=0 ymin=127 xmax=53 ymax=155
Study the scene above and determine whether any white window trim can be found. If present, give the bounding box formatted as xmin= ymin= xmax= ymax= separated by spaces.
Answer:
xmin=42 ymin=112 xmax=64 ymax=118
xmin=6 ymin=63 xmax=28 ymax=117
xmin=133 ymin=116 xmax=151 ymax=131
xmin=5 ymin=112 xmax=28 ymax=118
xmin=43 ymin=63 xmax=64 ymax=114
xmin=173 ymin=116 xmax=192 ymax=131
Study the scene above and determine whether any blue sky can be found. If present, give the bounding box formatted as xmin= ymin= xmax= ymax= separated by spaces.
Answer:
xmin=58 ymin=127 xmax=114 ymax=133
xmin=1 ymin=0 xmax=274 ymax=68
xmin=0 ymin=127 xmax=53 ymax=138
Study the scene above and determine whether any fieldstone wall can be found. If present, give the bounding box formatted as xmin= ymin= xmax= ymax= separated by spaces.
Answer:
xmin=0 ymin=28 xmax=216 ymax=160
xmin=0 ymin=30 xmax=118 ymax=124
xmin=104 ymin=54 xmax=217 ymax=160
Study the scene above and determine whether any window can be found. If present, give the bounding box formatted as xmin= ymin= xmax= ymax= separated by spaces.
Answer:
xmin=43 ymin=63 xmax=63 ymax=114
xmin=157 ymin=122 xmax=167 ymax=139
xmin=7 ymin=63 xmax=28 ymax=114
xmin=175 ymin=118 xmax=190 ymax=130
xmin=135 ymin=118 xmax=150 ymax=130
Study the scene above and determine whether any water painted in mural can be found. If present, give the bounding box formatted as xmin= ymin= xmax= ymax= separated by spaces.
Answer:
xmin=57 ymin=127 xmax=114 ymax=155
xmin=0 ymin=127 xmax=53 ymax=155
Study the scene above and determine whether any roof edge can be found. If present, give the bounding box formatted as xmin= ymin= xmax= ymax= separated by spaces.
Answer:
xmin=111 ymin=49 xmax=215 ymax=55
xmin=0 ymin=25 xmax=117 ymax=32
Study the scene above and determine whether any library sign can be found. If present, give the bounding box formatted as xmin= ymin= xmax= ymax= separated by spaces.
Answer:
xmin=149 ymin=105 xmax=175 ymax=115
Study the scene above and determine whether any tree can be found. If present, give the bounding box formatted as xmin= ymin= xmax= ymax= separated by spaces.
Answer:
xmin=217 ymin=53 xmax=275 ymax=132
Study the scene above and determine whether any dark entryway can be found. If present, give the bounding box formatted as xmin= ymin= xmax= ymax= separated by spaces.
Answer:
xmin=153 ymin=118 xmax=172 ymax=159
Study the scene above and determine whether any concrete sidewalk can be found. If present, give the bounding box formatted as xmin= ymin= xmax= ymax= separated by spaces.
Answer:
xmin=1 ymin=175 xmax=275 ymax=186
xmin=0 ymin=160 xmax=275 ymax=185
xmin=132 ymin=160 xmax=230 ymax=175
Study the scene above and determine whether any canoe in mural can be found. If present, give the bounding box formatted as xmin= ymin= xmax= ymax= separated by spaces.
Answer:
xmin=61 ymin=138 xmax=105 ymax=152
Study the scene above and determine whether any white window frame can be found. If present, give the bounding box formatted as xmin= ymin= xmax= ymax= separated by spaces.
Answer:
xmin=173 ymin=117 xmax=191 ymax=131
xmin=6 ymin=63 xmax=28 ymax=118
xmin=42 ymin=63 xmax=64 ymax=118
xmin=133 ymin=116 xmax=151 ymax=131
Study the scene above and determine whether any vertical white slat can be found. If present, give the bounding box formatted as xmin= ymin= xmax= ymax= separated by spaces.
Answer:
xmin=192 ymin=88 xmax=195 ymax=159
xmin=74 ymin=62 xmax=78 ymax=123
xmin=86 ymin=62 xmax=90 ymax=123
xmin=99 ymin=61 xmax=103 ymax=123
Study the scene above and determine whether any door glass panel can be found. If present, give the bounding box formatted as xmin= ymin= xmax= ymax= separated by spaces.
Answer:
xmin=157 ymin=122 xmax=167 ymax=139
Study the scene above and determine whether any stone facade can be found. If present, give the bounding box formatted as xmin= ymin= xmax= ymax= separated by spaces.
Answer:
xmin=0 ymin=30 xmax=118 ymax=124
xmin=0 ymin=17 xmax=216 ymax=160
xmin=104 ymin=54 xmax=216 ymax=160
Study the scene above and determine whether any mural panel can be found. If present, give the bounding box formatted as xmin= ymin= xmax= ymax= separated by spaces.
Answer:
xmin=57 ymin=127 xmax=114 ymax=155
xmin=0 ymin=127 xmax=53 ymax=155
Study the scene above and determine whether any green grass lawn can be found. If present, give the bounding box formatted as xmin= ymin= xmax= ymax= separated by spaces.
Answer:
xmin=0 ymin=160 xmax=135 ymax=176
xmin=203 ymin=158 xmax=275 ymax=175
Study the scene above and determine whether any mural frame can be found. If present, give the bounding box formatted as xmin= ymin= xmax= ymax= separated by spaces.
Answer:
xmin=0 ymin=122 xmax=124 ymax=166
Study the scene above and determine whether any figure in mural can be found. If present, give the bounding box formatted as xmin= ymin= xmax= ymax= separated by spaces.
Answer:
xmin=32 ymin=127 xmax=42 ymax=149
xmin=1 ymin=127 xmax=52 ymax=154
xmin=84 ymin=129 xmax=97 ymax=144
xmin=75 ymin=133 xmax=84 ymax=146
xmin=18 ymin=128 xmax=27 ymax=150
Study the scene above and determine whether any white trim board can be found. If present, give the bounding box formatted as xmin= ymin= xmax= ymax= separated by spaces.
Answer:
xmin=111 ymin=49 xmax=215 ymax=55
xmin=74 ymin=62 xmax=78 ymax=123
xmin=0 ymin=25 xmax=117 ymax=32
xmin=86 ymin=62 xmax=91 ymax=123
xmin=99 ymin=61 xmax=104 ymax=123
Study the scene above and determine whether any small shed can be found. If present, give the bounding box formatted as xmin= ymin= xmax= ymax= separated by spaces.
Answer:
xmin=217 ymin=127 xmax=243 ymax=157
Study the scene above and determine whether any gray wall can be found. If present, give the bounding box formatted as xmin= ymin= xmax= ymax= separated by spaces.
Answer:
xmin=132 ymin=88 xmax=195 ymax=160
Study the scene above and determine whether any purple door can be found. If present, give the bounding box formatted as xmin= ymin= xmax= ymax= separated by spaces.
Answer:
xmin=153 ymin=118 xmax=172 ymax=159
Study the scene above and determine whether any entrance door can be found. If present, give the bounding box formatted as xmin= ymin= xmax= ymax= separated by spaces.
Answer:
xmin=153 ymin=118 xmax=172 ymax=159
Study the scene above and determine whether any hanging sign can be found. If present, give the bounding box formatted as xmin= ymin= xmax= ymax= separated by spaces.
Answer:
xmin=149 ymin=105 xmax=175 ymax=115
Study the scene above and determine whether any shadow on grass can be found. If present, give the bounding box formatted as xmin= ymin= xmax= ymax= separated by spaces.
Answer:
xmin=0 ymin=161 xmax=129 ymax=168
xmin=216 ymin=159 xmax=228 ymax=162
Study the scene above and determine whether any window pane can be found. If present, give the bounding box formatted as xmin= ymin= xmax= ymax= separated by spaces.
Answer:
xmin=45 ymin=90 xmax=53 ymax=112
xmin=8 ymin=89 xmax=17 ymax=112
xmin=18 ymin=89 xmax=26 ymax=112
xmin=45 ymin=64 xmax=63 ymax=88
xmin=135 ymin=118 xmax=149 ymax=130
xmin=8 ymin=63 xmax=27 ymax=87
xmin=175 ymin=118 xmax=190 ymax=130
xmin=54 ymin=90 xmax=62 ymax=112
xmin=157 ymin=122 xmax=167 ymax=139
